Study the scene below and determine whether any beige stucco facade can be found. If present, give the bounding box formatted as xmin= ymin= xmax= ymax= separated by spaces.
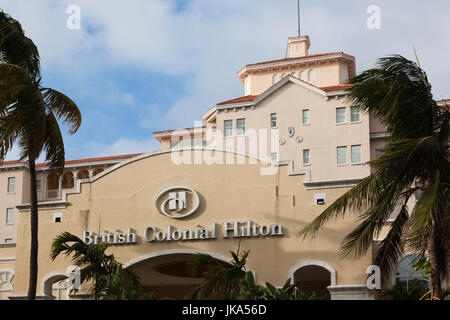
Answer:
xmin=10 ymin=150 xmax=375 ymax=300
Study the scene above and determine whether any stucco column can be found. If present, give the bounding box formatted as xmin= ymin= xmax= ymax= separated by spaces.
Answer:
xmin=58 ymin=175 xmax=63 ymax=199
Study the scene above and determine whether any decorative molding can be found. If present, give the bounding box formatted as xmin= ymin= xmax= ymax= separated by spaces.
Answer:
xmin=304 ymin=178 xmax=361 ymax=190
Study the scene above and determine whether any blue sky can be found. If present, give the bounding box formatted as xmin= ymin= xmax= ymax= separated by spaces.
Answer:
xmin=1 ymin=0 xmax=449 ymax=161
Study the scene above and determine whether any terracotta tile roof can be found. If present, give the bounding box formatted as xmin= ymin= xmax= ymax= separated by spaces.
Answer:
xmin=320 ymin=84 xmax=352 ymax=92
xmin=216 ymin=95 xmax=259 ymax=106
xmin=244 ymin=52 xmax=345 ymax=68
xmin=0 ymin=160 xmax=25 ymax=165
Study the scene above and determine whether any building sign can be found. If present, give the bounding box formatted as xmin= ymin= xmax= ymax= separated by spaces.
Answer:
xmin=82 ymin=186 xmax=284 ymax=245
xmin=155 ymin=185 xmax=200 ymax=219
xmin=82 ymin=221 xmax=283 ymax=245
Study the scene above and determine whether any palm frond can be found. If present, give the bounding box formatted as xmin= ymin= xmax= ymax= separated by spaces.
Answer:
xmin=42 ymin=88 xmax=81 ymax=134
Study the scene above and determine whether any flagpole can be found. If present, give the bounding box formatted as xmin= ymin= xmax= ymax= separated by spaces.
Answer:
xmin=297 ymin=0 xmax=301 ymax=37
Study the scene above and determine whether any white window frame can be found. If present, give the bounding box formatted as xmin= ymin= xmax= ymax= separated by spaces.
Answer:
xmin=336 ymin=107 xmax=346 ymax=125
xmin=302 ymin=109 xmax=310 ymax=125
xmin=337 ymin=146 xmax=347 ymax=165
xmin=7 ymin=177 xmax=15 ymax=193
xmin=351 ymin=145 xmax=362 ymax=164
xmin=308 ymin=69 xmax=316 ymax=82
xmin=303 ymin=149 xmax=310 ymax=165
xmin=6 ymin=208 xmax=14 ymax=225
xmin=224 ymin=120 xmax=233 ymax=137
xmin=350 ymin=106 xmax=361 ymax=123
xmin=270 ymin=113 xmax=277 ymax=128
xmin=271 ymin=153 xmax=278 ymax=161
xmin=236 ymin=119 xmax=245 ymax=136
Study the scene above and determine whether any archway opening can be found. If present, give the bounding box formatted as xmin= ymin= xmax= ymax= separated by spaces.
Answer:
xmin=126 ymin=252 xmax=239 ymax=300
xmin=293 ymin=265 xmax=332 ymax=300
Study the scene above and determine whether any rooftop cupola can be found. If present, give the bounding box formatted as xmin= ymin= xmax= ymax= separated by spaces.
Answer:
xmin=288 ymin=35 xmax=311 ymax=58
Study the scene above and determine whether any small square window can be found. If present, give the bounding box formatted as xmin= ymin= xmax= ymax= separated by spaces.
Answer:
xmin=53 ymin=212 xmax=63 ymax=223
xmin=375 ymin=149 xmax=383 ymax=158
xmin=271 ymin=113 xmax=277 ymax=128
xmin=224 ymin=120 xmax=233 ymax=137
xmin=351 ymin=145 xmax=362 ymax=164
xmin=337 ymin=146 xmax=347 ymax=165
xmin=350 ymin=107 xmax=360 ymax=122
xmin=302 ymin=109 xmax=310 ymax=125
xmin=271 ymin=153 xmax=278 ymax=161
xmin=303 ymin=149 xmax=310 ymax=165
xmin=6 ymin=208 xmax=14 ymax=225
xmin=7 ymin=177 xmax=15 ymax=193
xmin=336 ymin=108 xmax=346 ymax=124
xmin=4 ymin=238 xmax=13 ymax=244
xmin=236 ymin=119 xmax=245 ymax=136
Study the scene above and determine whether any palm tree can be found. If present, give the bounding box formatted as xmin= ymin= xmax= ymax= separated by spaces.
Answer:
xmin=50 ymin=232 xmax=118 ymax=300
xmin=188 ymin=250 xmax=249 ymax=299
xmin=299 ymin=55 xmax=449 ymax=299
xmin=0 ymin=11 xmax=82 ymax=299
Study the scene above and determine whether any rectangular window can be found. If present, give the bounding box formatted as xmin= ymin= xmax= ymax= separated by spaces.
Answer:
xmin=302 ymin=109 xmax=310 ymax=125
xmin=351 ymin=145 xmax=362 ymax=164
xmin=236 ymin=119 xmax=245 ymax=136
xmin=270 ymin=113 xmax=277 ymax=128
xmin=224 ymin=120 xmax=233 ymax=137
xmin=375 ymin=149 xmax=383 ymax=158
xmin=271 ymin=153 xmax=278 ymax=161
xmin=4 ymin=238 xmax=13 ymax=244
xmin=7 ymin=177 xmax=15 ymax=193
xmin=211 ymin=126 xmax=216 ymax=133
xmin=350 ymin=107 xmax=360 ymax=122
xmin=303 ymin=149 xmax=310 ymax=165
xmin=36 ymin=180 xmax=41 ymax=192
xmin=337 ymin=146 xmax=347 ymax=165
xmin=336 ymin=108 xmax=346 ymax=124
xmin=6 ymin=208 xmax=14 ymax=225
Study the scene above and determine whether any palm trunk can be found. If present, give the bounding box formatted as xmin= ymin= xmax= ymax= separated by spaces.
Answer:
xmin=427 ymin=228 xmax=441 ymax=299
xmin=27 ymin=158 xmax=38 ymax=300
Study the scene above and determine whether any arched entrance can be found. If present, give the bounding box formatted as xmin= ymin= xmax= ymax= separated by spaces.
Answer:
xmin=290 ymin=261 xmax=336 ymax=300
xmin=124 ymin=250 xmax=243 ymax=300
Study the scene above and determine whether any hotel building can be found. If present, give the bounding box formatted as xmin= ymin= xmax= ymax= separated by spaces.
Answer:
xmin=0 ymin=35 xmax=447 ymax=300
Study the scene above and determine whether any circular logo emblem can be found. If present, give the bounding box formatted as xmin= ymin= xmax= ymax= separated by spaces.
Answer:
xmin=155 ymin=185 xmax=200 ymax=219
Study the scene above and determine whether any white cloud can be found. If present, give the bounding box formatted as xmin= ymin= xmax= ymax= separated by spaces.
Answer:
xmin=1 ymin=0 xmax=450 ymax=158
xmin=86 ymin=137 xmax=160 ymax=157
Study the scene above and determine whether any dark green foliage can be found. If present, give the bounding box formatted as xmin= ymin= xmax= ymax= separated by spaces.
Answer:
xmin=299 ymin=55 xmax=449 ymax=298
xmin=188 ymin=250 xmax=317 ymax=300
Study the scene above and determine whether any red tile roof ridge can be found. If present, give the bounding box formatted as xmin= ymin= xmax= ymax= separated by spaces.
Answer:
xmin=216 ymin=95 xmax=259 ymax=106
xmin=244 ymin=51 xmax=346 ymax=68
xmin=35 ymin=153 xmax=143 ymax=167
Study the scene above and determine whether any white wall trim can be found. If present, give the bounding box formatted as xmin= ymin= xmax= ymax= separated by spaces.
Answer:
xmin=40 ymin=271 xmax=69 ymax=296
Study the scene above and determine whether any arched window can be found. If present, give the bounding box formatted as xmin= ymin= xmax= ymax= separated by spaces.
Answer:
xmin=291 ymin=261 xmax=335 ymax=300
xmin=272 ymin=74 xmax=280 ymax=84
xmin=47 ymin=174 xmax=59 ymax=199
xmin=62 ymin=172 xmax=74 ymax=189
xmin=394 ymin=254 xmax=428 ymax=291
xmin=0 ymin=270 xmax=14 ymax=300
xmin=93 ymin=168 xmax=104 ymax=176
xmin=52 ymin=279 xmax=70 ymax=300
xmin=308 ymin=69 xmax=316 ymax=82
xmin=77 ymin=170 xmax=90 ymax=180
xmin=299 ymin=71 xmax=306 ymax=81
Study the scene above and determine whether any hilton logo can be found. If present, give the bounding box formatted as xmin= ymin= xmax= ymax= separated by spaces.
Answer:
xmin=155 ymin=185 xmax=200 ymax=219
